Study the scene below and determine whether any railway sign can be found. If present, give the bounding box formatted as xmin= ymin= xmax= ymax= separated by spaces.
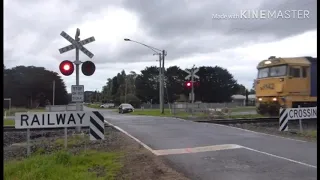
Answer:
xmin=59 ymin=36 xmax=95 ymax=54
xmin=184 ymin=68 xmax=199 ymax=80
xmin=59 ymin=31 xmax=95 ymax=58
xmin=279 ymin=107 xmax=317 ymax=131
xmin=71 ymin=85 xmax=84 ymax=102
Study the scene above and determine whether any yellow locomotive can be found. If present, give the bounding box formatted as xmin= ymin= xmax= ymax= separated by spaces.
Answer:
xmin=255 ymin=56 xmax=317 ymax=116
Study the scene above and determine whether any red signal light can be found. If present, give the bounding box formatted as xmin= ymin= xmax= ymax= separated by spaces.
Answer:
xmin=186 ymin=82 xmax=191 ymax=87
xmin=59 ymin=60 xmax=74 ymax=76
xmin=81 ymin=61 xmax=96 ymax=76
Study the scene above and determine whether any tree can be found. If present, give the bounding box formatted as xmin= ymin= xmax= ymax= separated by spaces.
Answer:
xmin=4 ymin=65 xmax=68 ymax=107
xmin=196 ymin=66 xmax=239 ymax=102
xmin=135 ymin=66 xmax=160 ymax=103
xmin=164 ymin=66 xmax=188 ymax=103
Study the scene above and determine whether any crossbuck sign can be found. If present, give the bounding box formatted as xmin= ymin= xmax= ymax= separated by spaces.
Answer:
xmin=59 ymin=31 xmax=95 ymax=58
xmin=184 ymin=68 xmax=199 ymax=80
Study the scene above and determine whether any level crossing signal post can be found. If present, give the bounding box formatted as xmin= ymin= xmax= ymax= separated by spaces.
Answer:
xmin=58 ymin=28 xmax=96 ymax=133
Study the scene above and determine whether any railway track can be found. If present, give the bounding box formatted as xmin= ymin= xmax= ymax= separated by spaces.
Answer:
xmin=194 ymin=117 xmax=317 ymax=125
xmin=3 ymin=125 xmax=112 ymax=132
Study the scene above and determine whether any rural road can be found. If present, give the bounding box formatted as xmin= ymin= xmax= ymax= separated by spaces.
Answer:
xmin=85 ymin=107 xmax=317 ymax=180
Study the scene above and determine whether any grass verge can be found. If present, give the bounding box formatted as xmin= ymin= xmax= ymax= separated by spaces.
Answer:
xmin=4 ymin=150 xmax=123 ymax=180
xmin=229 ymin=106 xmax=256 ymax=112
xmin=4 ymin=119 xmax=14 ymax=126
xmin=4 ymin=135 xmax=124 ymax=180
xmin=4 ymin=107 xmax=46 ymax=116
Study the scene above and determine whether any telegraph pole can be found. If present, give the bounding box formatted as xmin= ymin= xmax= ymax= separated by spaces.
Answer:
xmin=161 ymin=50 xmax=166 ymax=114
xmin=159 ymin=54 xmax=163 ymax=113
xmin=52 ymin=80 xmax=55 ymax=105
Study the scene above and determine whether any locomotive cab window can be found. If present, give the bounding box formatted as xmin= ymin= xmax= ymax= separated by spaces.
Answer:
xmin=289 ymin=67 xmax=301 ymax=77
xmin=302 ymin=67 xmax=308 ymax=78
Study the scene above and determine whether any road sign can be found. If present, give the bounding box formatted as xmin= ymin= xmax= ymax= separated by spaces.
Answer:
xmin=59 ymin=31 xmax=95 ymax=58
xmin=279 ymin=107 xmax=317 ymax=131
xmin=15 ymin=111 xmax=89 ymax=129
xmin=59 ymin=36 xmax=95 ymax=54
xmin=71 ymin=85 xmax=84 ymax=102
xmin=89 ymin=111 xmax=105 ymax=140
xmin=15 ymin=111 xmax=104 ymax=130
xmin=183 ymin=69 xmax=191 ymax=74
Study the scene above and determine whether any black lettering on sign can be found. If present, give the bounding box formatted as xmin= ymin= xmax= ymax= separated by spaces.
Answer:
xmin=67 ymin=114 xmax=76 ymax=124
xmin=56 ymin=114 xmax=66 ymax=125
xmin=31 ymin=115 xmax=40 ymax=126
xmin=21 ymin=114 xmax=29 ymax=126
xmin=77 ymin=113 xmax=85 ymax=124
xmin=48 ymin=114 xmax=55 ymax=125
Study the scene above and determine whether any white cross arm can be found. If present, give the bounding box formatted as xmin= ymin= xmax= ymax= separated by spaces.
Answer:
xmin=185 ymin=75 xmax=191 ymax=80
xmin=193 ymin=74 xmax=199 ymax=79
xmin=183 ymin=69 xmax=191 ymax=74
xmin=193 ymin=68 xmax=199 ymax=74
xmin=59 ymin=36 xmax=95 ymax=54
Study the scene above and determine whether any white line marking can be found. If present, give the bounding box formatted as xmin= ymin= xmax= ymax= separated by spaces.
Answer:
xmin=104 ymin=120 xmax=155 ymax=153
xmin=199 ymin=121 xmax=308 ymax=143
xmin=242 ymin=146 xmax=317 ymax=169
xmin=153 ymin=144 xmax=242 ymax=156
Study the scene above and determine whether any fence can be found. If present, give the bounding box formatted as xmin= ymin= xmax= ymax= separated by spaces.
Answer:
xmin=141 ymin=102 xmax=246 ymax=109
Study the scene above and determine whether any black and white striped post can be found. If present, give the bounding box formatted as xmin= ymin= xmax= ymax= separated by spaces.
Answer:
xmin=279 ymin=108 xmax=289 ymax=131
xmin=89 ymin=111 xmax=105 ymax=140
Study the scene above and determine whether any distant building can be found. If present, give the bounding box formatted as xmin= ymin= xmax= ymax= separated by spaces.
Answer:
xmin=231 ymin=94 xmax=256 ymax=106
xmin=84 ymin=91 xmax=94 ymax=102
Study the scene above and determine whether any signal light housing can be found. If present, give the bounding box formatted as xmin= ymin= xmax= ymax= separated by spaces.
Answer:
xmin=59 ymin=60 xmax=74 ymax=76
xmin=81 ymin=61 xmax=96 ymax=76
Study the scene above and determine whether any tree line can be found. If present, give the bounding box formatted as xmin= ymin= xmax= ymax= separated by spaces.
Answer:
xmin=4 ymin=65 xmax=69 ymax=108
xmin=98 ymin=65 xmax=255 ymax=106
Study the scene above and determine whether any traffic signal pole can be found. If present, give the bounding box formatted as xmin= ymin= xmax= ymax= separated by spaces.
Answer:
xmin=75 ymin=30 xmax=81 ymax=133
xmin=191 ymin=65 xmax=195 ymax=116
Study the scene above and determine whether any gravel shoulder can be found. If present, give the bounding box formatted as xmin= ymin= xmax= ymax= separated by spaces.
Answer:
xmin=4 ymin=127 xmax=190 ymax=180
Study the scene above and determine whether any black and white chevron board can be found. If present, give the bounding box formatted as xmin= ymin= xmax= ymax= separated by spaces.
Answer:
xmin=89 ymin=111 xmax=105 ymax=140
xmin=279 ymin=107 xmax=317 ymax=132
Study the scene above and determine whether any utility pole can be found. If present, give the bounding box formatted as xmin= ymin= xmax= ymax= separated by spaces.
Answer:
xmin=52 ymin=80 xmax=55 ymax=105
xmin=161 ymin=50 xmax=166 ymax=114
xmin=75 ymin=28 xmax=81 ymax=133
xmin=158 ymin=53 xmax=162 ymax=113
xmin=125 ymin=76 xmax=128 ymax=103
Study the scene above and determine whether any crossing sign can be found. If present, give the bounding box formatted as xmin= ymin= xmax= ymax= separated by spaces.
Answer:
xmin=184 ymin=68 xmax=199 ymax=80
xmin=59 ymin=31 xmax=95 ymax=58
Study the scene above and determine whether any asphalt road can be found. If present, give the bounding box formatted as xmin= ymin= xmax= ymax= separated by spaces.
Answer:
xmin=84 ymin=107 xmax=317 ymax=180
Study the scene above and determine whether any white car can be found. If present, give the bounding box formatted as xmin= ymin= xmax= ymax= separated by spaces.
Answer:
xmin=100 ymin=103 xmax=115 ymax=108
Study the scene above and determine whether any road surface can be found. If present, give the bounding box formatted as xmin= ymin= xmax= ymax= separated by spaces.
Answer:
xmin=85 ymin=107 xmax=317 ymax=180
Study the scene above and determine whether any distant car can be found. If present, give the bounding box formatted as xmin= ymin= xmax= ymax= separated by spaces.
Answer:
xmin=100 ymin=103 xmax=115 ymax=108
xmin=118 ymin=103 xmax=134 ymax=114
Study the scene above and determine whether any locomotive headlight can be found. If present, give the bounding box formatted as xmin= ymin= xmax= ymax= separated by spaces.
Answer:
xmin=258 ymin=98 xmax=262 ymax=101
xmin=272 ymin=97 xmax=277 ymax=101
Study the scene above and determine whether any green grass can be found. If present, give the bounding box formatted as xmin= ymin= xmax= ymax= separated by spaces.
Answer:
xmin=4 ymin=134 xmax=124 ymax=180
xmin=300 ymin=130 xmax=317 ymax=138
xmin=4 ymin=150 xmax=123 ymax=180
xmin=54 ymin=134 xmax=90 ymax=147
xmin=4 ymin=119 xmax=14 ymax=126
xmin=229 ymin=106 xmax=256 ymax=112
xmin=4 ymin=107 xmax=46 ymax=116
xmin=130 ymin=109 xmax=207 ymax=118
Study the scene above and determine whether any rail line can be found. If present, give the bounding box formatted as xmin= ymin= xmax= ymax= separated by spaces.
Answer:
xmin=3 ymin=125 xmax=113 ymax=132
xmin=194 ymin=117 xmax=317 ymax=125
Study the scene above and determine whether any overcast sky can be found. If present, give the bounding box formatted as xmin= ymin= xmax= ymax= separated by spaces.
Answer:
xmin=4 ymin=0 xmax=317 ymax=93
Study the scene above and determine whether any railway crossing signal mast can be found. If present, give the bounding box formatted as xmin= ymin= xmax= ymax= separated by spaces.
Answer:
xmin=58 ymin=28 xmax=96 ymax=132
xmin=184 ymin=65 xmax=199 ymax=115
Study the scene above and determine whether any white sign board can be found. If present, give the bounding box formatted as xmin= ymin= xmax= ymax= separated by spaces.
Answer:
xmin=15 ymin=111 xmax=91 ymax=129
xmin=71 ymin=85 xmax=84 ymax=102
xmin=286 ymin=107 xmax=317 ymax=120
